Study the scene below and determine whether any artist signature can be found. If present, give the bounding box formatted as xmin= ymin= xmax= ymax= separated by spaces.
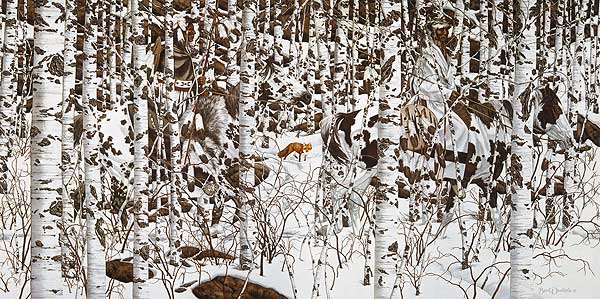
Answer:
xmin=539 ymin=287 xmax=577 ymax=295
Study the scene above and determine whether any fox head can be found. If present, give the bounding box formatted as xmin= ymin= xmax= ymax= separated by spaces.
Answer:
xmin=303 ymin=143 xmax=313 ymax=151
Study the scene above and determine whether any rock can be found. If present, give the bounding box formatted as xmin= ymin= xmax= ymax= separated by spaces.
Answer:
xmin=193 ymin=249 xmax=235 ymax=261
xmin=179 ymin=246 xmax=201 ymax=259
xmin=192 ymin=276 xmax=287 ymax=299
xmin=105 ymin=259 xmax=155 ymax=283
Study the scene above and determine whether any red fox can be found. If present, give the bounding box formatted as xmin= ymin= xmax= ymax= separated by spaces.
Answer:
xmin=278 ymin=142 xmax=313 ymax=161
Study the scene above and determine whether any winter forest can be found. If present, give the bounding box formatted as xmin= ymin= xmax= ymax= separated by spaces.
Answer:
xmin=2 ymin=0 xmax=600 ymax=298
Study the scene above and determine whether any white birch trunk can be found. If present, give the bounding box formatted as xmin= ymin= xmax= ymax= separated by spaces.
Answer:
xmin=375 ymin=0 xmax=401 ymax=297
xmin=164 ymin=0 xmax=182 ymax=267
xmin=562 ymin=149 xmax=576 ymax=227
xmin=573 ymin=1 xmax=586 ymax=106
xmin=0 ymin=0 xmax=18 ymax=192
xmin=564 ymin=2 xmax=586 ymax=228
xmin=0 ymin=13 xmax=3 ymax=71
xmin=489 ymin=0 xmax=504 ymax=102
xmin=479 ymin=0 xmax=489 ymax=103
xmin=554 ymin=0 xmax=566 ymax=91
xmin=333 ymin=0 xmax=349 ymax=113
xmin=273 ymin=0 xmax=283 ymax=65
xmin=239 ymin=0 xmax=258 ymax=270
xmin=30 ymin=0 xmax=65 ymax=296
xmin=60 ymin=0 xmax=78 ymax=275
xmin=545 ymin=141 xmax=557 ymax=225
xmin=258 ymin=0 xmax=270 ymax=148
xmin=204 ymin=0 xmax=216 ymax=87
xmin=131 ymin=0 xmax=150 ymax=295
xmin=315 ymin=0 xmax=333 ymax=118
xmin=226 ymin=0 xmax=240 ymax=88
xmin=349 ymin=0 xmax=361 ymax=110
xmin=591 ymin=0 xmax=599 ymax=113
xmin=288 ymin=0 xmax=300 ymax=79
xmin=83 ymin=0 xmax=106 ymax=296
xmin=121 ymin=0 xmax=133 ymax=106
xmin=458 ymin=0 xmax=471 ymax=83
xmin=510 ymin=0 xmax=536 ymax=298
xmin=108 ymin=1 xmax=117 ymax=108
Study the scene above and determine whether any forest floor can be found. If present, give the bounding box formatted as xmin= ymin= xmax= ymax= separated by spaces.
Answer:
xmin=1 ymin=128 xmax=600 ymax=298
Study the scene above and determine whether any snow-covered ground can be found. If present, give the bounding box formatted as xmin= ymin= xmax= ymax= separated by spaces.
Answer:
xmin=1 ymin=107 xmax=600 ymax=299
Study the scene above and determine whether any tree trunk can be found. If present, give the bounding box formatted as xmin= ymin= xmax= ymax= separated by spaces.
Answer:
xmin=510 ymin=0 xmax=536 ymax=298
xmin=204 ymin=0 xmax=216 ymax=88
xmin=164 ymin=0 xmax=182 ymax=267
xmin=458 ymin=0 xmax=471 ymax=85
xmin=315 ymin=0 xmax=333 ymax=118
xmin=30 ymin=0 xmax=66 ymax=296
xmin=226 ymin=0 xmax=240 ymax=88
xmin=121 ymin=0 xmax=133 ymax=107
xmin=564 ymin=2 xmax=586 ymax=229
xmin=375 ymin=0 xmax=401 ymax=297
xmin=258 ymin=0 xmax=270 ymax=148
xmin=131 ymin=0 xmax=151 ymax=295
xmin=545 ymin=141 xmax=557 ymax=225
xmin=489 ymin=0 xmax=504 ymax=102
xmin=479 ymin=0 xmax=489 ymax=103
xmin=273 ymin=0 xmax=283 ymax=65
xmin=239 ymin=0 xmax=258 ymax=270
xmin=83 ymin=0 xmax=107 ymax=296
xmin=60 ymin=0 xmax=79 ymax=276
xmin=0 ymin=0 xmax=18 ymax=193
xmin=333 ymin=0 xmax=349 ymax=113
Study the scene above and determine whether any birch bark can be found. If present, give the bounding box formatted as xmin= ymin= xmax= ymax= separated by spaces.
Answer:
xmin=375 ymin=0 xmax=401 ymax=297
xmin=131 ymin=0 xmax=151 ymax=295
xmin=273 ymin=0 xmax=283 ymax=65
xmin=333 ymin=0 xmax=349 ymax=113
xmin=314 ymin=0 xmax=333 ymax=118
xmin=239 ymin=0 xmax=258 ymax=270
xmin=60 ymin=0 xmax=78 ymax=275
xmin=226 ymin=0 xmax=240 ymax=88
xmin=83 ymin=0 xmax=106 ymax=296
xmin=30 ymin=0 xmax=65 ymax=296
xmin=164 ymin=0 xmax=182 ymax=267
xmin=510 ymin=0 xmax=536 ymax=297
xmin=0 ymin=0 xmax=18 ymax=193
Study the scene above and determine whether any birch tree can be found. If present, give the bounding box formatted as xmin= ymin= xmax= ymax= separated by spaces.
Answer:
xmin=108 ymin=0 xmax=118 ymax=109
xmin=591 ymin=0 xmax=599 ymax=113
xmin=258 ymin=0 xmax=270 ymax=148
xmin=121 ymin=0 xmax=133 ymax=107
xmin=273 ymin=0 xmax=283 ymax=65
xmin=164 ymin=0 xmax=182 ymax=267
xmin=131 ymin=0 xmax=151 ymax=295
xmin=510 ymin=0 xmax=536 ymax=298
xmin=333 ymin=0 xmax=349 ymax=113
xmin=30 ymin=0 xmax=65 ymax=296
xmin=60 ymin=0 xmax=78 ymax=275
xmin=489 ymin=0 xmax=504 ymax=103
xmin=239 ymin=0 xmax=258 ymax=271
xmin=564 ymin=1 xmax=587 ymax=229
xmin=306 ymin=3 xmax=318 ymax=130
xmin=457 ymin=0 xmax=471 ymax=86
xmin=203 ymin=0 xmax=216 ymax=88
xmin=82 ymin=0 xmax=107 ymax=296
xmin=375 ymin=0 xmax=401 ymax=297
xmin=0 ymin=0 xmax=18 ymax=193
xmin=315 ymin=0 xmax=333 ymax=118
xmin=478 ymin=0 xmax=489 ymax=104
xmin=226 ymin=0 xmax=240 ymax=88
